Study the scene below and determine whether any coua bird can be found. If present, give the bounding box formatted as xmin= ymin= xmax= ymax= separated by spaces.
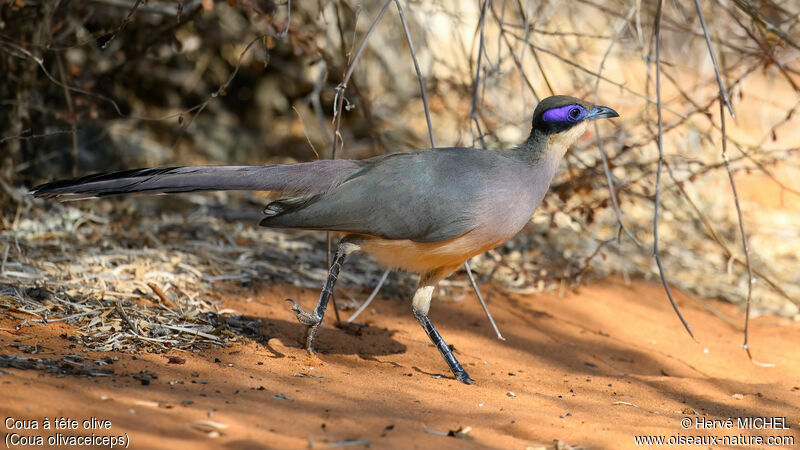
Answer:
xmin=32 ymin=95 xmax=619 ymax=384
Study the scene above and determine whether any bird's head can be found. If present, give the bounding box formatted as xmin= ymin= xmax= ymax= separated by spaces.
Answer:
xmin=531 ymin=95 xmax=619 ymax=157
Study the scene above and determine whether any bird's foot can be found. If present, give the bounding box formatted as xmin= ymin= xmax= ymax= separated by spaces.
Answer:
xmin=286 ymin=299 xmax=322 ymax=353
xmin=454 ymin=370 xmax=474 ymax=385
xmin=286 ymin=298 xmax=321 ymax=326
xmin=302 ymin=325 xmax=320 ymax=355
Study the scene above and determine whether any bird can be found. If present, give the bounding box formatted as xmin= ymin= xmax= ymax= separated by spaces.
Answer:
xmin=32 ymin=95 xmax=619 ymax=384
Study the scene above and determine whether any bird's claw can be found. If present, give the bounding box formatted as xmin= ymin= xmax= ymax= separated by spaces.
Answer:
xmin=285 ymin=298 xmax=320 ymax=326
xmin=455 ymin=371 xmax=475 ymax=385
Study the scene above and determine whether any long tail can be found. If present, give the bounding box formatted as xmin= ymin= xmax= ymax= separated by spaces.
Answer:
xmin=31 ymin=160 xmax=360 ymax=201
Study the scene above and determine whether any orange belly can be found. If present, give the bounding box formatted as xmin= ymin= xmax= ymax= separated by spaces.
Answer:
xmin=354 ymin=230 xmax=504 ymax=279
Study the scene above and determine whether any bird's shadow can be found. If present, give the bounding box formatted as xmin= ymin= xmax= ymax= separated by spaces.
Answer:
xmin=224 ymin=313 xmax=407 ymax=359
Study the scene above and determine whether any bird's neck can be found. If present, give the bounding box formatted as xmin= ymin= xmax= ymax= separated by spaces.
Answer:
xmin=513 ymin=130 xmax=549 ymax=165
xmin=506 ymin=126 xmax=587 ymax=205
xmin=512 ymin=123 xmax=587 ymax=166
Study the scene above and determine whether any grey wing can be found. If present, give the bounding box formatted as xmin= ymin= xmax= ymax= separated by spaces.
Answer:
xmin=259 ymin=149 xmax=489 ymax=243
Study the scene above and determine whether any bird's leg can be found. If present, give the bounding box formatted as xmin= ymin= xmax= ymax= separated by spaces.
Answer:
xmin=411 ymin=278 xmax=474 ymax=385
xmin=286 ymin=240 xmax=360 ymax=353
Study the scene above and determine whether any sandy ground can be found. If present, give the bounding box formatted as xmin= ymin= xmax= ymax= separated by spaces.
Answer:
xmin=1 ymin=278 xmax=798 ymax=449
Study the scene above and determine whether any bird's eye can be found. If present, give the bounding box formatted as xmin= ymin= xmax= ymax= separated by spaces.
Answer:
xmin=568 ymin=107 xmax=582 ymax=120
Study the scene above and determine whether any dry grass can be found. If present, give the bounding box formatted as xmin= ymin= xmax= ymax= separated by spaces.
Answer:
xmin=1 ymin=196 xmax=358 ymax=352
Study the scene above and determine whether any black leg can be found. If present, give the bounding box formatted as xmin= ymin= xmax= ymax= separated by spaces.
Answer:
xmin=413 ymin=308 xmax=474 ymax=384
xmin=286 ymin=240 xmax=357 ymax=353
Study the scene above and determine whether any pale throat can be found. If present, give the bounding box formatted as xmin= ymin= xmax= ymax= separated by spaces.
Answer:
xmin=546 ymin=121 xmax=588 ymax=160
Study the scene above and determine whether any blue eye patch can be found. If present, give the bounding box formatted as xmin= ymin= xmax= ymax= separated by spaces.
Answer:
xmin=542 ymin=104 xmax=587 ymax=123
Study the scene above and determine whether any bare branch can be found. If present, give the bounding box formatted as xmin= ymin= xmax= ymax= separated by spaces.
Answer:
xmin=693 ymin=0 xmax=734 ymax=117
xmin=653 ymin=0 xmax=695 ymax=340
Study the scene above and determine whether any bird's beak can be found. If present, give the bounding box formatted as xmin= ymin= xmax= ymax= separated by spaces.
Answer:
xmin=586 ymin=105 xmax=619 ymax=120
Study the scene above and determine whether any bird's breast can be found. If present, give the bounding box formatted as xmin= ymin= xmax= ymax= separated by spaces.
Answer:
xmin=356 ymin=187 xmax=539 ymax=277
xmin=357 ymin=229 xmax=507 ymax=278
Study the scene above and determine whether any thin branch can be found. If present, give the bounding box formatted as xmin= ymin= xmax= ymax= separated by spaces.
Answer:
xmin=304 ymin=60 xmax=332 ymax=145
xmin=101 ymin=0 xmax=143 ymax=49
xmin=464 ymin=260 xmax=505 ymax=340
xmin=663 ymin=161 xmax=798 ymax=318
xmin=592 ymin=6 xmax=643 ymax=247
xmin=469 ymin=0 xmax=491 ymax=149
xmin=168 ymin=0 xmax=291 ymax=148
xmin=0 ymin=129 xmax=73 ymax=144
xmin=730 ymin=0 xmax=800 ymax=51
xmin=89 ymin=0 xmax=197 ymax=17
xmin=394 ymin=0 xmax=435 ymax=148
xmin=653 ymin=0 xmax=694 ymax=340
xmin=719 ymin=98 xmax=761 ymax=363
xmin=347 ymin=269 xmax=389 ymax=323
xmin=693 ymin=0 xmax=734 ymax=117
xmin=0 ymin=40 xmax=124 ymax=116
xmin=54 ymin=53 xmax=79 ymax=177
xmin=170 ymin=34 xmax=266 ymax=149
xmin=490 ymin=3 xmax=540 ymax=101
xmin=330 ymin=0 xmax=392 ymax=160
xmin=726 ymin=12 xmax=799 ymax=91
xmin=505 ymin=30 xmax=689 ymax=119
xmin=514 ymin=0 xmax=554 ymax=97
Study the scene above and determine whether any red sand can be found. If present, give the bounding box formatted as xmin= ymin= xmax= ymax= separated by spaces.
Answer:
xmin=1 ymin=279 xmax=798 ymax=449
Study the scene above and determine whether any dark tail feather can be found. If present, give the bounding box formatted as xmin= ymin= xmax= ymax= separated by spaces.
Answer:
xmin=31 ymin=160 xmax=360 ymax=201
